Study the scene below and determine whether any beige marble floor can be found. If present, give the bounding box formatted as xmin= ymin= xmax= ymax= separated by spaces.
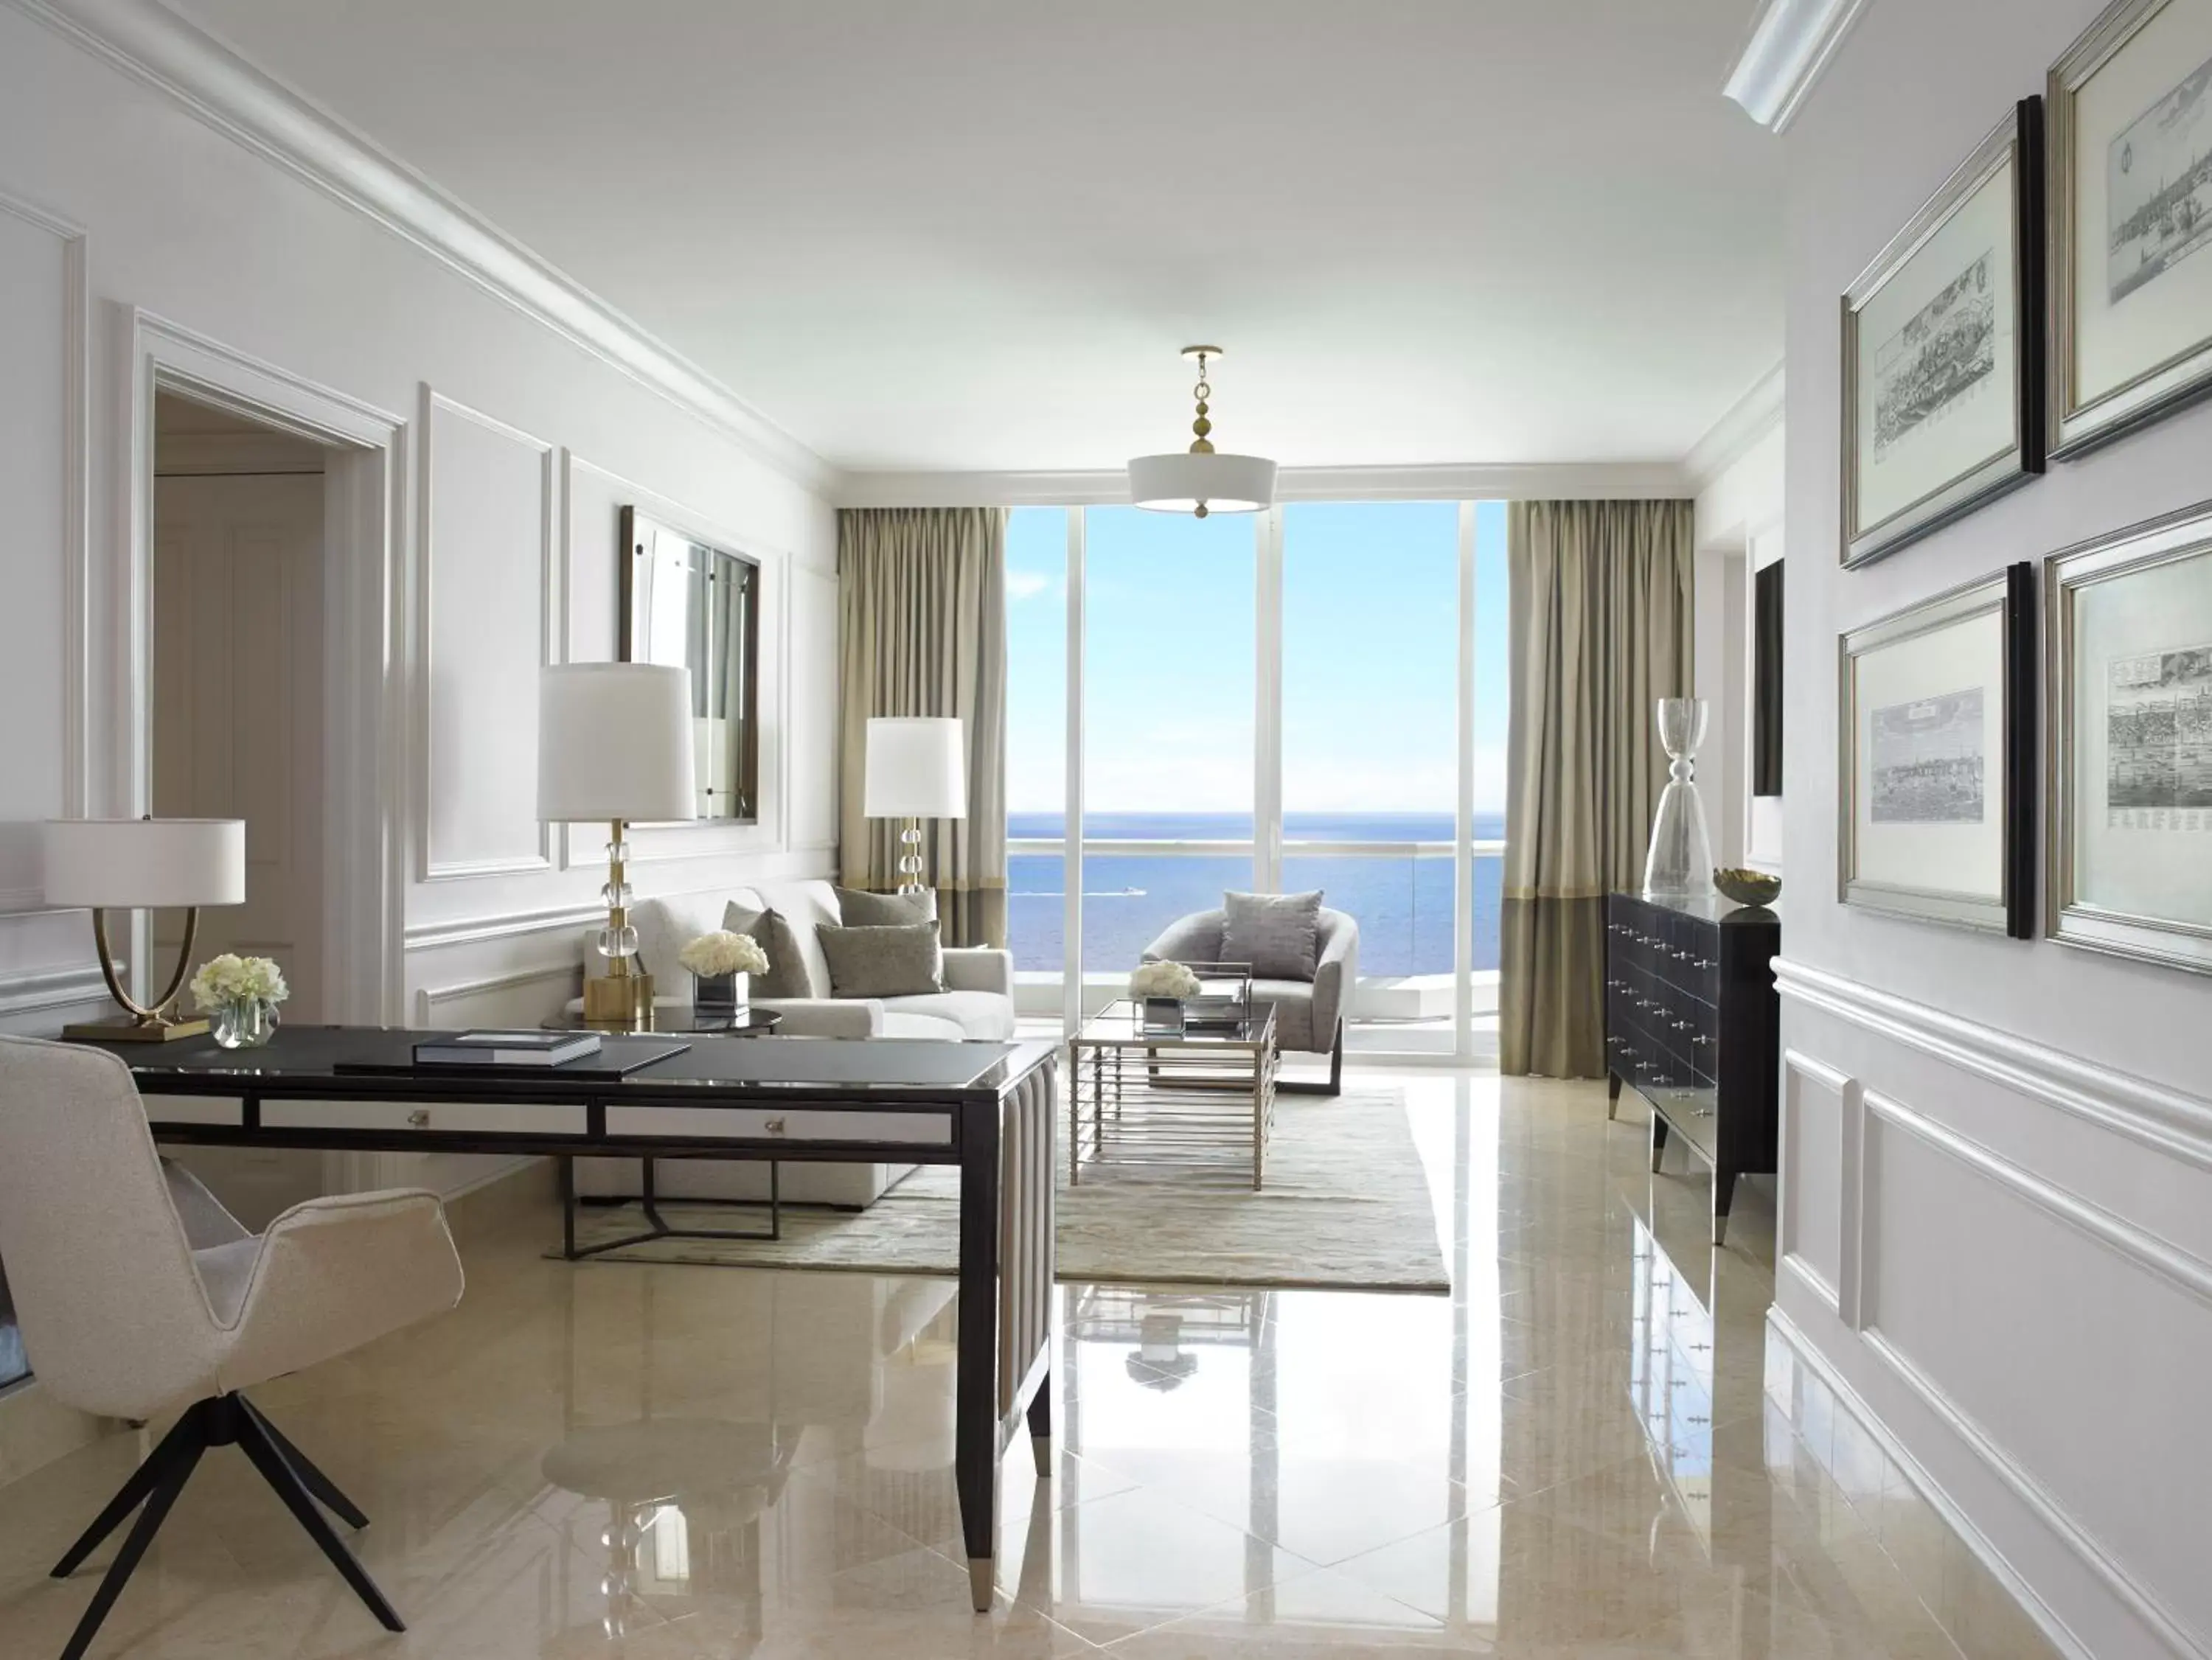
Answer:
xmin=0 ymin=1073 xmax=2063 ymax=1659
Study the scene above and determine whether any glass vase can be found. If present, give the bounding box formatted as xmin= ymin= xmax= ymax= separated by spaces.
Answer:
xmin=1642 ymin=697 xmax=1717 ymax=902
xmin=692 ymin=972 xmax=748 ymax=1015
xmin=211 ymin=997 xmax=278 ymax=1050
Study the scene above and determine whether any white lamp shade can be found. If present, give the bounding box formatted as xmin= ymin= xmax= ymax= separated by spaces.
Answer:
xmin=863 ymin=717 xmax=967 ymax=818
xmin=538 ymin=663 xmax=699 ymax=823
xmin=1127 ymin=450 xmax=1277 ymax=515
xmin=42 ymin=818 xmax=246 ymax=908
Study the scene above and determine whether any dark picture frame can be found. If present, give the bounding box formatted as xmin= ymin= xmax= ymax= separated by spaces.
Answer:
xmin=1837 ymin=565 xmax=2037 ymax=936
xmin=618 ymin=504 xmax=762 ymax=825
xmin=2048 ymin=0 xmax=2212 ymax=457
xmin=2046 ymin=501 xmax=2212 ymax=974
xmin=1841 ymin=100 xmax=2047 ymax=567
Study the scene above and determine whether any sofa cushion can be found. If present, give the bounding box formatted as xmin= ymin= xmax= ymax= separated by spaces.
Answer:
xmin=877 ymin=990 xmax=1018 ymax=1041
xmin=878 ymin=1010 xmax=967 ymax=1041
xmin=818 ymin=921 xmax=945 ymax=998
xmin=835 ymin=885 xmax=938 ymax=927
xmin=1222 ymin=890 xmax=1324 ymax=981
xmin=753 ymin=879 xmax=841 ymax=997
xmin=723 ymin=902 xmax=818 ymax=1000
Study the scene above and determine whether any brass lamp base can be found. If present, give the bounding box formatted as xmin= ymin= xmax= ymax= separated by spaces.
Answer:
xmin=60 ymin=905 xmax=210 ymax=1045
xmin=583 ymin=970 xmax=656 ymax=1027
xmin=61 ymin=1014 xmax=209 ymax=1043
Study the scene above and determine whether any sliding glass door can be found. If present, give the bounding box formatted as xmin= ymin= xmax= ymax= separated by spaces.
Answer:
xmin=1006 ymin=498 xmax=1508 ymax=1060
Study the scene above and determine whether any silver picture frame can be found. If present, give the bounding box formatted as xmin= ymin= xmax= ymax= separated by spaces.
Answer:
xmin=2046 ymin=501 xmax=2212 ymax=973
xmin=1840 ymin=101 xmax=2045 ymax=568
xmin=2048 ymin=0 xmax=2212 ymax=456
xmin=1838 ymin=566 xmax=2037 ymax=934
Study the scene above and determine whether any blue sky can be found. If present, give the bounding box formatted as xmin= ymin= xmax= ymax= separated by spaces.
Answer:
xmin=1006 ymin=500 xmax=1509 ymax=815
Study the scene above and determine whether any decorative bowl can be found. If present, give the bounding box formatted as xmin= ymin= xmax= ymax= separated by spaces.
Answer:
xmin=1713 ymin=868 xmax=1781 ymax=908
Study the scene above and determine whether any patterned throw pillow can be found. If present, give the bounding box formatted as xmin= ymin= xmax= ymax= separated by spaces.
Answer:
xmin=1220 ymin=890 xmax=1324 ymax=982
xmin=834 ymin=885 xmax=939 ymax=927
xmin=722 ymin=902 xmax=818 ymax=1000
xmin=816 ymin=921 xmax=945 ymax=999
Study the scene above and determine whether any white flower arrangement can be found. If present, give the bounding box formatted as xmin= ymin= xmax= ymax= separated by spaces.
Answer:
xmin=1129 ymin=960 xmax=1200 ymax=1000
xmin=678 ymin=931 xmax=769 ymax=979
xmin=189 ymin=952 xmax=289 ymax=1011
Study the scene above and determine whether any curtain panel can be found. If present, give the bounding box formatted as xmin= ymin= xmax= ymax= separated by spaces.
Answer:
xmin=1500 ymin=500 xmax=1693 ymax=1078
xmin=836 ymin=507 xmax=1009 ymax=948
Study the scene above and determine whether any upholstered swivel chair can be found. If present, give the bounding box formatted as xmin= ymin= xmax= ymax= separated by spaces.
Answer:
xmin=1142 ymin=906 xmax=1359 ymax=1095
xmin=0 ymin=1036 xmax=467 ymax=1660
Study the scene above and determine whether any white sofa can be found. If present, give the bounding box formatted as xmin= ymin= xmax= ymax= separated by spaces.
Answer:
xmin=572 ymin=877 xmax=1016 ymax=1208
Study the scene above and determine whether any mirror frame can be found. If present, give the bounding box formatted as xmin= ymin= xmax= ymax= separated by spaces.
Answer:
xmin=617 ymin=503 xmax=762 ymax=826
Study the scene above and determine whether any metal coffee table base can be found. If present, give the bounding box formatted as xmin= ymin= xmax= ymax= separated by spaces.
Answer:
xmin=559 ymin=1156 xmax=782 ymax=1259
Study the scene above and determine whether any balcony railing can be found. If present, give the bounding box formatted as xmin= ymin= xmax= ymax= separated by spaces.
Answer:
xmin=1006 ymin=837 xmax=1506 ymax=981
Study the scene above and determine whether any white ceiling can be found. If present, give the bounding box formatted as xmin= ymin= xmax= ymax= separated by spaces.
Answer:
xmin=170 ymin=0 xmax=1783 ymax=475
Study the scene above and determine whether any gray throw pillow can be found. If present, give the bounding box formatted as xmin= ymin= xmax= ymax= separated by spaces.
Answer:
xmin=834 ymin=885 xmax=939 ymax=927
xmin=818 ymin=921 xmax=945 ymax=999
xmin=722 ymin=902 xmax=816 ymax=1000
xmin=1221 ymin=890 xmax=1324 ymax=981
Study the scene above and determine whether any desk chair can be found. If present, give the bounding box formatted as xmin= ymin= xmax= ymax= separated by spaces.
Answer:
xmin=0 ymin=1036 xmax=466 ymax=1660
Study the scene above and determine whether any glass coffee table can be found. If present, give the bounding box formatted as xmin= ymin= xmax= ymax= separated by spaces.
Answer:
xmin=1068 ymin=1000 xmax=1279 ymax=1190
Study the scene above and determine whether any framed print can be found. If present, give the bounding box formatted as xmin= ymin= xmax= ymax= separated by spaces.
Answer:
xmin=2050 ymin=0 xmax=2212 ymax=456
xmin=1840 ymin=565 xmax=2037 ymax=934
xmin=1842 ymin=101 xmax=2046 ymax=567
xmin=2047 ymin=501 xmax=2212 ymax=972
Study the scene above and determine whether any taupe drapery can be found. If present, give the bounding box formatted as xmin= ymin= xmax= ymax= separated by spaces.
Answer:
xmin=1500 ymin=500 xmax=1693 ymax=1078
xmin=837 ymin=508 xmax=1008 ymax=948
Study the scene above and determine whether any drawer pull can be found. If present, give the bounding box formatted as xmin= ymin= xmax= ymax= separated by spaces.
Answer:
xmin=764 ymin=1116 xmax=787 ymax=1136
xmin=407 ymin=1109 xmax=430 ymax=1129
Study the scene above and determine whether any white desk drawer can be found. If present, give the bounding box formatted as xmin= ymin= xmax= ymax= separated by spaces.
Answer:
xmin=146 ymin=1098 xmax=244 ymax=1128
xmin=606 ymin=1104 xmax=953 ymax=1147
xmin=260 ymin=1099 xmax=589 ymax=1137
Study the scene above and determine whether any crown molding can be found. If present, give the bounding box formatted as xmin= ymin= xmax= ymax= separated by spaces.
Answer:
xmin=1723 ymin=0 xmax=1874 ymax=133
xmin=835 ymin=459 xmax=1691 ymax=509
xmin=1684 ymin=359 xmax=1786 ymax=490
xmin=7 ymin=0 xmax=838 ymax=495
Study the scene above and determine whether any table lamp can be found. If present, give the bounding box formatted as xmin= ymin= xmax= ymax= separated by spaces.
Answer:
xmin=43 ymin=817 xmax=247 ymax=1041
xmin=539 ymin=663 xmax=698 ymax=1025
xmin=863 ymin=716 xmax=966 ymax=898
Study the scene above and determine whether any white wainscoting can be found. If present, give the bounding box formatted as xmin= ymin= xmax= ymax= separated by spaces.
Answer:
xmin=419 ymin=388 xmax=555 ymax=882
xmin=1775 ymin=955 xmax=2212 ymax=1660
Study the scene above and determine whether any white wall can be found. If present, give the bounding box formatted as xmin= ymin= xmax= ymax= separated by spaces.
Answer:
xmin=0 ymin=4 xmax=839 ymax=1154
xmin=1775 ymin=6 xmax=2212 ymax=1657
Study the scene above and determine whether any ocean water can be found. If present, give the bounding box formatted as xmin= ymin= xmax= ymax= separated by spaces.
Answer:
xmin=1007 ymin=811 xmax=1505 ymax=974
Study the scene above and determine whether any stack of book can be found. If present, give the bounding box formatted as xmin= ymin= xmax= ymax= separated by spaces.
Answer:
xmin=412 ymin=1031 xmax=602 ymax=1068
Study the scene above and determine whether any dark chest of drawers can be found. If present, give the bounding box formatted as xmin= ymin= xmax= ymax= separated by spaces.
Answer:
xmin=1604 ymin=891 xmax=1780 ymax=1246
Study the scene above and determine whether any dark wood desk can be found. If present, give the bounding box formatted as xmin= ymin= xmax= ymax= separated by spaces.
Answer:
xmin=107 ymin=1028 xmax=1057 ymax=1611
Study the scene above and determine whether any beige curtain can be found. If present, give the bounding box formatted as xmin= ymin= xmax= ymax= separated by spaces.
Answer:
xmin=1500 ymin=500 xmax=1693 ymax=1078
xmin=837 ymin=507 xmax=1008 ymax=948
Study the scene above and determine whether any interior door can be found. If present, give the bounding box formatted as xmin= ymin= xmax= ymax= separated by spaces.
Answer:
xmin=152 ymin=471 xmax=327 ymax=1021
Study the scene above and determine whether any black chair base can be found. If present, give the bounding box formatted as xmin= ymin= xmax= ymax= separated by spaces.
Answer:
xmin=50 ymin=1392 xmax=399 ymax=1660
xmin=1277 ymin=1019 xmax=1345 ymax=1097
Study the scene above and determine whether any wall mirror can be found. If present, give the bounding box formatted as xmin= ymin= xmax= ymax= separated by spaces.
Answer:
xmin=619 ymin=505 xmax=760 ymax=823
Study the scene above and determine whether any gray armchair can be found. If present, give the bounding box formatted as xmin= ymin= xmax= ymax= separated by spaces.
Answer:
xmin=1142 ymin=906 xmax=1358 ymax=1095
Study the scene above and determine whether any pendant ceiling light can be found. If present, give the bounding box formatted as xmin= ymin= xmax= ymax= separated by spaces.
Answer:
xmin=1127 ymin=345 xmax=1277 ymax=517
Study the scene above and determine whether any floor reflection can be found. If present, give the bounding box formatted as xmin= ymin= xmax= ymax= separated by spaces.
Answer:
xmin=0 ymin=1072 xmax=2061 ymax=1659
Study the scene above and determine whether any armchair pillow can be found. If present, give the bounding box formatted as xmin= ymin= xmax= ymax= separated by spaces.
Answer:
xmin=834 ymin=886 xmax=939 ymax=927
xmin=818 ymin=920 xmax=946 ymax=999
xmin=722 ymin=902 xmax=819 ymax=1000
xmin=1221 ymin=890 xmax=1324 ymax=981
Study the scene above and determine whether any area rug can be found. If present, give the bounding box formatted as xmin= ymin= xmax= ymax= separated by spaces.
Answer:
xmin=556 ymin=1087 xmax=1448 ymax=1294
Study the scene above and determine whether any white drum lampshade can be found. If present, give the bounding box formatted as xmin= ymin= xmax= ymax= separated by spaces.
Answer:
xmin=41 ymin=818 xmax=246 ymax=909
xmin=1126 ymin=450 xmax=1277 ymax=517
xmin=538 ymin=663 xmax=698 ymax=824
xmin=863 ymin=718 xmax=967 ymax=820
